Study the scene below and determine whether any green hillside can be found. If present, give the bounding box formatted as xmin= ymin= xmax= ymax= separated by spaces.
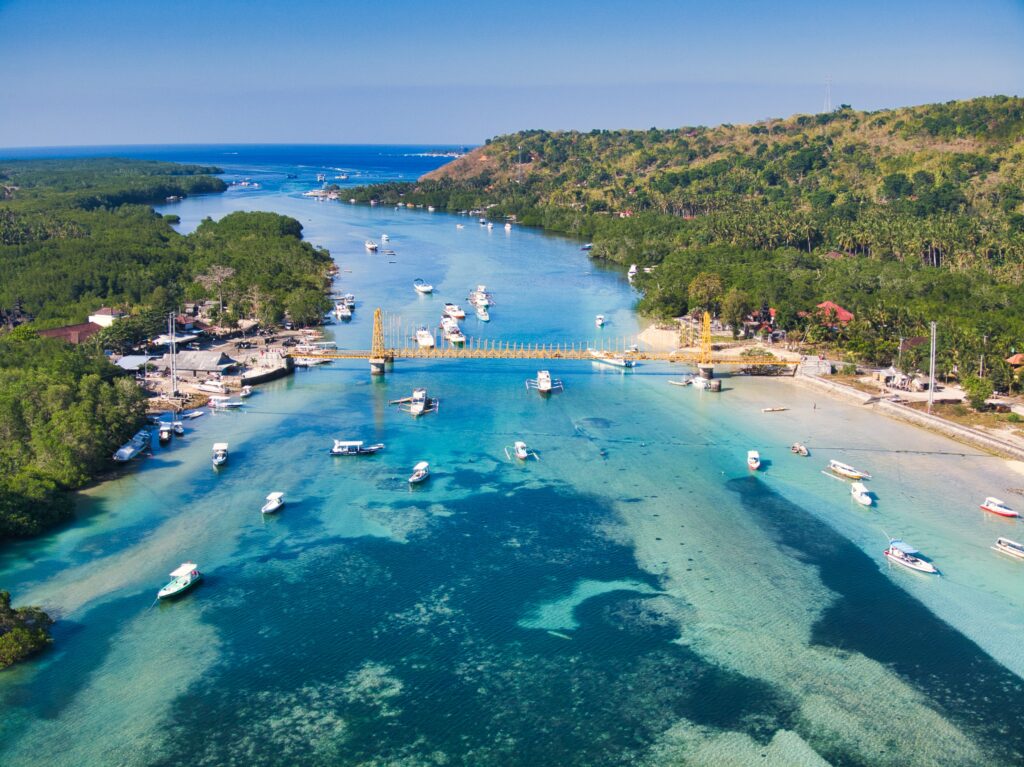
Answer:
xmin=345 ymin=96 xmax=1024 ymax=386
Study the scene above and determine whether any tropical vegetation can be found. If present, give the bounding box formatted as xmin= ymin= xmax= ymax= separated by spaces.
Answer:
xmin=0 ymin=590 xmax=53 ymax=670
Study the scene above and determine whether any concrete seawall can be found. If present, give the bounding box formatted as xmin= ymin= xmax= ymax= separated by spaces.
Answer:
xmin=794 ymin=373 xmax=1024 ymax=461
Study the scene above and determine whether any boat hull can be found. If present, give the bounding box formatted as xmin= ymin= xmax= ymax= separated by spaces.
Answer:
xmin=980 ymin=504 xmax=1020 ymax=518
xmin=884 ymin=551 xmax=937 ymax=574
xmin=157 ymin=575 xmax=201 ymax=600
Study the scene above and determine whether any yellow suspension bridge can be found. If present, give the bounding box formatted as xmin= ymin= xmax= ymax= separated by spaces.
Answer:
xmin=293 ymin=309 xmax=796 ymax=376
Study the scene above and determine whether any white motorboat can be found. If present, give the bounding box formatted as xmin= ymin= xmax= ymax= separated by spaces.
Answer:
xmin=260 ymin=491 xmax=285 ymax=515
xmin=479 ymin=218 xmax=487 ymax=225
xmin=381 ymin=233 xmax=390 ymax=242
xmin=884 ymin=539 xmax=938 ymax=574
xmin=365 ymin=239 xmax=379 ymax=251
xmin=747 ymin=450 xmax=761 ymax=470
xmin=979 ymin=497 xmax=1020 ymax=518
xmin=828 ymin=459 xmax=871 ymax=480
xmin=408 ymin=461 xmax=430 ymax=484
xmin=239 ymin=385 xmax=254 ymax=398
xmin=692 ymin=376 xmax=711 ymax=390
xmin=211 ymin=442 xmax=229 ymax=467
xmin=468 ymin=285 xmax=492 ymax=307
xmin=851 ymin=482 xmax=873 ymax=506
xmin=157 ymin=562 xmax=202 ymax=599
xmin=486 ymin=222 xmax=494 ymax=230
xmin=113 ymin=428 xmax=150 ymax=462
xmin=443 ymin=303 xmax=466 ymax=319
xmin=335 ymin=303 xmax=352 ymax=321
xmin=588 ymin=349 xmax=637 ymax=368
xmin=595 ymin=314 xmax=605 ymax=327
xmin=475 ymin=304 xmax=490 ymax=321
xmin=158 ymin=423 xmax=172 ymax=445
xmin=343 ymin=293 xmax=356 ymax=308
xmin=512 ymin=441 xmax=530 ymax=460
xmin=197 ymin=380 xmax=227 ymax=394
xmin=526 ymin=370 xmax=563 ymax=395
xmin=330 ymin=440 xmax=385 ymax=456
xmin=428 ymin=206 xmax=436 ymax=212
xmin=171 ymin=420 xmax=185 ymax=436
xmin=447 ymin=326 xmax=466 ymax=345
xmin=992 ymin=537 xmax=1024 ymax=560
xmin=504 ymin=222 xmax=512 ymax=231
xmin=413 ymin=278 xmax=434 ymax=294
xmin=627 ymin=264 xmax=638 ymax=282
xmin=415 ymin=327 xmax=436 ymax=349
xmin=208 ymin=396 xmax=243 ymax=409
xmin=456 ymin=224 xmax=465 ymax=229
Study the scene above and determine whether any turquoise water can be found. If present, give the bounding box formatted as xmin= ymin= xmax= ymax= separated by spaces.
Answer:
xmin=2 ymin=148 xmax=1023 ymax=766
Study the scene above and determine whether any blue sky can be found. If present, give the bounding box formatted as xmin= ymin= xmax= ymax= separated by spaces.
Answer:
xmin=1 ymin=0 xmax=1022 ymax=146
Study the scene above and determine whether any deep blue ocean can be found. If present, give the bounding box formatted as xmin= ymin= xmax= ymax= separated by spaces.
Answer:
xmin=1 ymin=146 xmax=1022 ymax=767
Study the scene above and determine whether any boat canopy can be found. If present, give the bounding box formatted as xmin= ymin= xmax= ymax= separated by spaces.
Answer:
xmin=212 ymin=442 xmax=229 ymax=451
xmin=333 ymin=440 xmax=364 ymax=447
xmin=169 ymin=562 xmax=198 ymax=577
xmin=413 ymin=461 xmax=429 ymax=472
xmin=265 ymin=492 xmax=284 ymax=501
xmin=889 ymin=540 xmax=919 ymax=555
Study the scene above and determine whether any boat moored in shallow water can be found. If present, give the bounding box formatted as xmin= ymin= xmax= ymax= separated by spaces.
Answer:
xmin=747 ymin=450 xmax=761 ymax=470
xmin=791 ymin=442 xmax=809 ymax=456
xmin=413 ymin=278 xmax=434 ymax=294
xmin=851 ymin=482 xmax=873 ymax=506
xmin=211 ymin=442 xmax=229 ymax=467
xmin=260 ymin=492 xmax=285 ymax=514
xmin=588 ymin=349 xmax=637 ymax=368
xmin=415 ymin=326 xmax=436 ymax=348
xmin=884 ymin=539 xmax=938 ymax=574
xmin=157 ymin=562 xmax=202 ymax=599
xmin=828 ymin=459 xmax=871 ymax=480
xmin=980 ymin=497 xmax=1019 ymax=518
xmin=526 ymin=370 xmax=563 ymax=395
xmin=443 ymin=303 xmax=466 ymax=319
xmin=506 ymin=440 xmax=538 ymax=461
xmin=595 ymin=314 xmax=605 ymax=327
xmin=408 ymin=461 xmax=430 ymax=484
xmin=364 ymin=239 xmax=379 ymax=251
xmin=330 ymin=440 xmax=385 ymax=456
xmin=993 ymin=537 xmax=1024 ymax=560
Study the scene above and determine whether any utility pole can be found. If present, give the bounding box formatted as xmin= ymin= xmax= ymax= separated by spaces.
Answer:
xmin=168 ymin=312 xmax=178 ymax=399
xmin=980 ymin=334 xmax=987 ymax=378
xmin=927 ymin=321 xmax=937 ymax=414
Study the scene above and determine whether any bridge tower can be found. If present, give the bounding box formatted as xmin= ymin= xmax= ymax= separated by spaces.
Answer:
xmin=369 ymin=307 xmax=391 ymax=376
xmin=697 ymin=310 xmax=714 ymax=379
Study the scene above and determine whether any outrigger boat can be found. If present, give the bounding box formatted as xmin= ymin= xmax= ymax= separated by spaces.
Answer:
xmin=157 ymin=562 xmax=202 ymax=600
xmin=992 ymin=537 xmax=1024 ymax=560
xmin=260 ymin=491 xmax=285 ymax=515
xmin=828 ymin=459 xmax=871 ymax=480
xmin=506 ymin=440 xmax=539 ymax=461
xmin=211 ymin=442 xmax=229 ymax=468
xmin=391 ymin=388 xmax=439 ymax=417
xmin=791 ymin=442 xmax=809 ymax=457
xmin=330 ymin=440 xmax=385 ymax=456
xmin=884 ymin=539 xmax=938 ymax=574
xmin=979 ymin=497 xmax=1020 ymax=518
xmin=747 ymin=450 xmax=761 ymax=470
xmin=408 ymin=461 xmax=430 ymax=484
xmin=526 ymin=370 xmax=563 ymax=395
xmin=413 ymin=278 xmax=434 ymax=294
xmin=588 ymin=349 xmax=637 ymax=368
xmin=851 ymin=482 xmax=873 ymax=507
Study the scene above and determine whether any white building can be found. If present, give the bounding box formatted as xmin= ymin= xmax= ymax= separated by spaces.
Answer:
xmin=87 ymin=307 xmax=126 ymax=328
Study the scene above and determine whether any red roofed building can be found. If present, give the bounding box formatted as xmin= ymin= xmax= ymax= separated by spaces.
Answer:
xmin=38 ymin=322 xmax=103 ymax=344
xmin=815 ymin=301 xmax=854 ymax=324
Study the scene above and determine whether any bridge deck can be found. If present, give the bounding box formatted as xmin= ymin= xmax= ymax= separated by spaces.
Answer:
xmin=291 ymin=347 xmax=795 ymax=365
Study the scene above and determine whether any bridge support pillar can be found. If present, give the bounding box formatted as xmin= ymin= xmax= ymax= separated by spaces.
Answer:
xmin=698 ymin=364 xmax=714 ymax=380
xmin=369 ymin=357 xmax=387 ymax=376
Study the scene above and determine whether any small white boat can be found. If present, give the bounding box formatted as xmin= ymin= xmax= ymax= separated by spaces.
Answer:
xmin=447 ymin=326 xmax=466 ymax=345
xmin=343 ymin=293 xmax=356 ymax=308
xmin=475 ymin=304 xmax=490 ymax=321
xmin=828 ymin=459 xmax=871 ymax=480
xmin=456 ymin=224 xmax=465 ymax=230
xmin=365 ymin=240 xmax=379 ymax=252
xmin=427 ymin=206 xmax=436 ymax=212
xmin=158 ymin=423 xmax=173 ymax=444
xmin=692 ymin=376 xmax=711 ymax=390
xmin=479 ymin=218 xmax=487 ymax=225
xmin=157 ymin=562 xmax=202 ymax=600
xmin=171 ymin=420 xmax=185 ymax=436
xmin=408 ymin=461 xmax=430 ymax=484
xmin=992 ymin=537 xmax=1024 ymax=560
xmin=208 ymin=396 xmax=243 ymax=409
xmin=747 ymin=450 xmax=761 ymax=470
xmin=791 ymin=442 xmax=809 ymax=457
xmin=668 ymin=378 xmax=692 ymax=387
xmin=197 ymin=379 xmax=227 ymax=394
xmin=526 ymin=370 xmax=563 ymax=395
xmin=335 ymin=303 xmax=352 ymax=321
xmin=884 ymin=539 xmax=938 ymax=574
xmin=260 ymin=491 xmax=285 ymax=515
xmin=761 ymin=407 xmax=788 ymax=413
xmin=588 ymin=349 xmax=637 ymax=368
xmin=505 ymin=440 xmax=539 ymax=461
xmin=113 ymin=429 xmax=148 ymax=462
xmin=979 ymin=497 xmax=1020 ymax=518
xmin=468 ymin=285 xmax=492 ymax=307
xmin=413 ymin=279 xmax=434 ymax=294
xmin=851 ymin=482 xmax=873 ymax=507
xmin=443 ymin=303 xmax=466 ymax=319
xmin=581 ymin=243 xmax=593 ymax=251
xmin=504 ymin=222 xmax=512 ymax=231
xmin=415 ymin=327 xmax=436 ymax=349
xmin=595 ymin=314 xmax=605 ymax=327
xmin=627 ymin=264 xmax=638 ymax=282
xmin=330 ymin=440 xmax=385 ymax=456
xmin=211 ymin=442 xmax=229 ymax=467
xmin=381 ymin=233 xmax=390 ymax=242
xmin=239 ymin=385 xmax=254 ymax=398
xmin=486 ymin=222 xmax=494 ymax=230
